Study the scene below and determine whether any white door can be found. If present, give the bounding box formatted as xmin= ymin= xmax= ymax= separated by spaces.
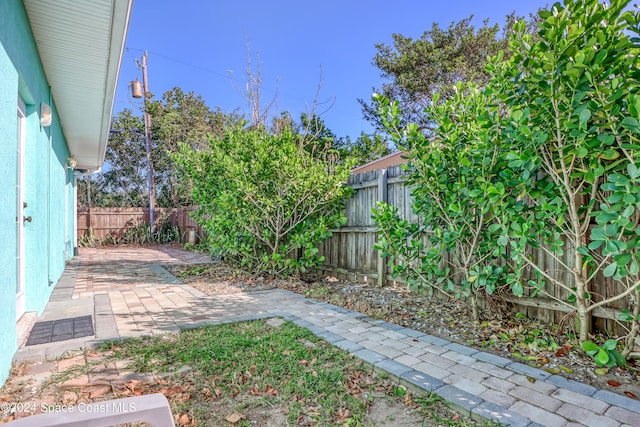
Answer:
xmin=16 ymin=97 xmax=26 ymax=321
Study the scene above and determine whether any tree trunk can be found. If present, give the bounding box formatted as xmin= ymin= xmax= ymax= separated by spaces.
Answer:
xmin=462 ymin=267 xmax=480 ymax=322
xmin=470 ymin=291 xmax=479 ymax=323
xmin=623 ymin=288 xmax=640 ymax=358
xmin=574 ymin=273 xmax=591 ymax=342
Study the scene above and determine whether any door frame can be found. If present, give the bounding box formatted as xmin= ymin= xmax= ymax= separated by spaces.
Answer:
xmin=16 ymin=96 xmax=26 ymax=321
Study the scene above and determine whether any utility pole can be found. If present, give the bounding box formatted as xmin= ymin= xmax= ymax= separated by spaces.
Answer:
xmin=139 ymin=51 xmax=156 ymax=237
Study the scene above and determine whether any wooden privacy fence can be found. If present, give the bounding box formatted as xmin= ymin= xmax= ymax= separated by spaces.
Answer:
xmin=77 ymin=206 xmax=205 ymax=242
xmin=317 ymin=165 xmax=629 ymax=336
xmin=316 ymin=166 xmax=414 ymax=286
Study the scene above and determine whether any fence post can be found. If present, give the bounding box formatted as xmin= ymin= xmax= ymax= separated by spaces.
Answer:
xmin=376 ymin=168 xmax=388 ymax=287
xmin=87 ymin=206 xmax=92 ymax=235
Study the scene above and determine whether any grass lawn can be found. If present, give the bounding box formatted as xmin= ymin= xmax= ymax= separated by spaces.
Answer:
xmin=98 ymin=319 xmax=499 ymax=426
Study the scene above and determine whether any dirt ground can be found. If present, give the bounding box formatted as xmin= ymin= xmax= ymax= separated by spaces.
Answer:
xmin=168 ymin=262 xmax=640 ymax=403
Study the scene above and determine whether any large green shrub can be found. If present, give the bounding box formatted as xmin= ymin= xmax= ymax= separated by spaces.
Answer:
xmin=373 ymin=84 xmax=513 ymax=322
xmin=174 ymin=125 xmax=353 ymax=275
xmin=494 ymin=0 xmax=640 ymax=348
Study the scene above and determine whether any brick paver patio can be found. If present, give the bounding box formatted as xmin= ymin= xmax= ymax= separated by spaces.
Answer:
xmin=11 ymin=246 xmax=640 ymax=426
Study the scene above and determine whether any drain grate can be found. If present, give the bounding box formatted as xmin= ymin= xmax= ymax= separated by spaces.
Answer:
xmin=25 ymin=315 xmax=94 ymax=346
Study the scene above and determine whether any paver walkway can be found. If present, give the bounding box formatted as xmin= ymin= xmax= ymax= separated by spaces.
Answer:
xmin=12 ymin=246 xmax=640 ymax=426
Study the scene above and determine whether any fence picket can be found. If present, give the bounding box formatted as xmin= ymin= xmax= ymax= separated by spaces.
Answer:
xmin=76 ymin=206 xmax=204 ymax=243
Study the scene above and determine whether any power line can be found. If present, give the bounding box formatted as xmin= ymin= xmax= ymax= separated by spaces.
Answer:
xmin=126 ymin=48 xmax=231 ymax=79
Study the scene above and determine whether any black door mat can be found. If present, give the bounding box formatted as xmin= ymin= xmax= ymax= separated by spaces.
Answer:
xmin=25 ymin=315 xmax=94 ymax=346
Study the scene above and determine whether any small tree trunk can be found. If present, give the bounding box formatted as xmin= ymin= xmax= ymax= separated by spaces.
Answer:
xmin=574 ymin=274 xmax=591 ymax=342
xmin=623 ymin=289 xmax=640 ymax=358
xmin=462 ymin=267 xmax=480 ymax=322
xmin=573 ymin=215 xmax=592 ymax=342
xmin=470 ymin=290 xmax=479 ymax=323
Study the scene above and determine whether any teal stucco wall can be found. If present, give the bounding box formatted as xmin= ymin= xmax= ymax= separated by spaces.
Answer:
xmin=0 ymin=33 xmax=20 ymax=390
xmin=0 ymin=0 xmax=75 ymax=386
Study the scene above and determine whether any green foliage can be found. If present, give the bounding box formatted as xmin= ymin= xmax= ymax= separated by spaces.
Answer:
xmin=78 ymin=220 xmax=183 ymax=247
xmin=182 ymin=241 xmax=209 ymax=254
xmin=581 ymin=340 xmax=626 ymax=368
xmin=89 ymin=88 xmax=385 ymax=209
xmin=491 ymin=0 xmax=640 ymax=346
xmin=155 ymin=222 xmax=182 ymax=244
xmin=174 ymin=125 xmax=353 ymax=276
xmin=148 ymin=87 xmax=237 ymax=207
xmin=83 ymin=89 xmax=241 ymax=209
xmin=373 ymin=202 xmax=434 ymax=292
xmin=78 ymin=226 xmax=101 ymax=248
xmin=361 ymin=13 xmax=538 ymax=132
xmin=120 ymin=222 xmax=153 ymax=245
xmin=298 ymin=113 xmax=392 ymax=167
xmin=333 ymin=133 xmax=392 ymax=166
xmin=372 ymin=83 xmax=514 ymax=321
xmin=372 ymin=0 xmax=640 ymax=358
xmin=78 ymin=110 xmax=148 ymax=208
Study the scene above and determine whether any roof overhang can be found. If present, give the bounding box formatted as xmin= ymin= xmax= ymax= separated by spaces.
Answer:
xmin=352 ymin=151 xmax=409 ymax=175
xmin=23 ymin=0 xmax=133 ymax=170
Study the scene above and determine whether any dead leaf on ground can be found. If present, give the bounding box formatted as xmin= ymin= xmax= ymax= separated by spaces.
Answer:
xmin=178 ymin=413 xmax=190 ymax=426
xmin=225 ymin=412 xmax=245 ymax=423
xmin=125 ymin=380 xmax=146 ymax=396
xmin=334 ymin=407 xmax=351 ymax=423
xmin=160 ymin=385 xmax=184 ymax=397
xmin=404 ymin=392 xmax=414 ymax=405
xmin=264 ymin=384 xmax=279 ymax=397
xmin=608 ymin=380 xmax=622 ymax=387
xmin=624 ymin=391 xmax=638 ymax=399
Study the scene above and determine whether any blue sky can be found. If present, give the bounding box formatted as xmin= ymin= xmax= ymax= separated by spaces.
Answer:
xmin=114 ymin=1 xmax=551 ymax=140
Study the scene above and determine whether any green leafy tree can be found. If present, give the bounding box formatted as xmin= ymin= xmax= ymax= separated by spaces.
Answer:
xmin=374 ymin=0 xmax=640 ymax=355
xmin=493 ymin=0 xmax=640 ymax=348
xmin=298 ymin=113 xmax=337 ymax=158
xmin=334 ymin=133 xmax=392 ymax=167
xmin=299 ymin=113 xmax=392 ymax=166
xmin=297 ymin=114 xmax=391 ymax=165
xmin=148 ymin=87 xmax=238 ymax=207
xmin=93 ymin=89 xmax=240 ymax=208
xmin=76 ymin=175 xmax=107 ymax=208
xmin=174 ymin=124 xmax=354 ymax=275
xmin=99 ymin=109 xmax=149 ymax=207
xmin=372 ymin=83 xmax=512 ymax=321
xmin=361 ymin=13 xmax=537 ymax=133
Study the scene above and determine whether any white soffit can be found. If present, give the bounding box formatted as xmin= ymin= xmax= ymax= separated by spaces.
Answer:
xmin=23 ymin=0 xmax=133 ymax=170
